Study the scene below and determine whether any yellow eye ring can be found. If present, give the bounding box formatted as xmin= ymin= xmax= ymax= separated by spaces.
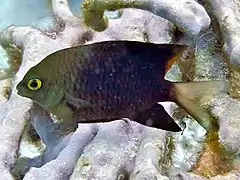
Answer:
xmin=27 ymin=78 xmax=42 ymax=91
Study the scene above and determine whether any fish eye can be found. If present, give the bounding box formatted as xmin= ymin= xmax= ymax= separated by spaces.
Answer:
xmin=27 ymin=78 xmax=42 ymax=91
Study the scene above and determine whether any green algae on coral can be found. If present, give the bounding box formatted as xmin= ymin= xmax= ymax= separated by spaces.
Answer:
xmin=177 ymin=46 xmax=196 ymax=82
xmin=81 ymin=0 xmax=138 ymax=31
xmin=159 ymin=135 xmax=174 ymax=175
xmin=0 ymin=78 xmax=11 ymax=100
xmin=0 ymin=42 xmax=22 ymax=80
xmin=70 ymin=156 xmax=92 ymax=179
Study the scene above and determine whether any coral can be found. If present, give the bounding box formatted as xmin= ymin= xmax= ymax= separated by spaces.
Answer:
xmin=205 ymin=0 xmax=240 ymax=98
xmin=81 ymin=0 xmax=211 ymax=36
xmin=210 ymin=93 xmax=240 ymax=152
xmin=0 ymin=0 xmax=239 ymax=179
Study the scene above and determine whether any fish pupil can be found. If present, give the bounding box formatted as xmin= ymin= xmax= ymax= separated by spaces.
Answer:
xmin=30 ymin=80 xmax=38 ymax=88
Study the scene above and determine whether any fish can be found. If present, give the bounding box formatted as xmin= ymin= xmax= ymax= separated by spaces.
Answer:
xmin=16 ymin=40 xmax=228 ymax=132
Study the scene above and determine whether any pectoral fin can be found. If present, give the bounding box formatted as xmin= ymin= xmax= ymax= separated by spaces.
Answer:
xmin=132 ymin=103 xmax=181 ymax=132
xmin=65 ymin=93 xmax=92 ymax=111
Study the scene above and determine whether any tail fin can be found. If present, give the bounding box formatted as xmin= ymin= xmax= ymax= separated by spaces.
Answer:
xmin=170 ymin=80 xmax=228 ymax=130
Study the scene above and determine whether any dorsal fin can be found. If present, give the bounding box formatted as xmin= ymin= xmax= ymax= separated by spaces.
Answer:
xmin=53 ymin=41 xmax=187 ymax=75
xmin=118 ymin=41 xmax=188 ymax=73
xmin=46 ymin=41 xmax=188 ymax=78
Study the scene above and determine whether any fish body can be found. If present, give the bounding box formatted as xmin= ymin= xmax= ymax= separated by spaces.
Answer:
xmin=63 ymin=42 xmax=174 ymax=120
xmin=16 ymin=41 xmax=227 ymax=132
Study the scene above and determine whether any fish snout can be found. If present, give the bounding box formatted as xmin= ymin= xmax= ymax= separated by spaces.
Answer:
xmin=16 ymin=83 xmax=25 ymax=97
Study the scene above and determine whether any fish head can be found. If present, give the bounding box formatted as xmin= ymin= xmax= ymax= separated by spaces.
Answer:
xmin=16 ymin=62 xmax=64 ymax=112
xmin=17 ymin=49 xmax=79 ymax=122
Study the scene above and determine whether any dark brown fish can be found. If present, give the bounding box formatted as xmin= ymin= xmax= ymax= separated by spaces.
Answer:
xmin=16 ymin=41 xmax=228 ymax=132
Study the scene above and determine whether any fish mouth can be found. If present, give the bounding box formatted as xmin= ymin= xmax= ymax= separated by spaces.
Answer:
xmin=16 ymin=83 xmax=28 ymax=98
xmin=16 ymin=89 xmax=22 ymax=96
xmin=16 ymin=89 xmax=28 ymax=98
xmin=16 ymin=84 xmax=23 ymax=96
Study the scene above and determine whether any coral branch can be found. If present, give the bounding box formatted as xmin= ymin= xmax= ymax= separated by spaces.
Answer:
xmin=0 ymin=79 xmax=10 ymax=105
xmin=210 ymin=93 xmax=240 ymax=152
xmin=206 ymin=0 xmax=240 ymax=64
xmin=130 ymin=128 xmax=168 ymax=179
xmin=0 ymin=24 xmax=44 ymax=180
xmin=23 ymin=124 xmax=98 ymax=180
xmin=0 ymin=26 xmax=43 ymax=49
xmin=81 ymin=0 xmax=211 ymax=36
xmin=0 ymin=93 xmax=32 ymax=180
xmin=70 ymin=121 xmax=143 ymax=179
xmin=206 ymin=0 xmax=240 ymax=98
xmin=90 ymin=9 xmax=175 ymax=43
xmin=52 ymin=0 xmax=82 ymax=25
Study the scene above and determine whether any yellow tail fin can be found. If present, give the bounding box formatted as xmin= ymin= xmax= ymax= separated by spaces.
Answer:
xmin=170 ymin=81 xmax=228 ymax=130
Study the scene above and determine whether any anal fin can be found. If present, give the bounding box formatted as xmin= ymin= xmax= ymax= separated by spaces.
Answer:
xmin=132 ymin=103 xmax=181 ymax=132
